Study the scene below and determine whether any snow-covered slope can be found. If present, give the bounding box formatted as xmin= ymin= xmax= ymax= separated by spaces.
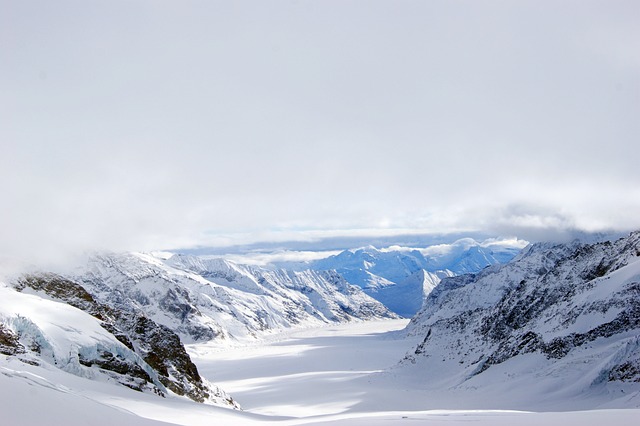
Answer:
xmin=0 ymin=280 xmax=237 ymax=408
xmin=400 ymin=231 xmax=640 ymax=407
xmin=4 ymin=317 xmax=639 ymax=425
xmin=73 ymin=252 xmax=396 ymax=344
xmin=0 ymin=248 xmax=395 ymax=412
xmin=0 ymin=358 xmax=179 ymax=426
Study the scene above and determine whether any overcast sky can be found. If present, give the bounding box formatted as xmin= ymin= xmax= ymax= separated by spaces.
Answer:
xmin=1 ymin=1 xmax=639 ymax=263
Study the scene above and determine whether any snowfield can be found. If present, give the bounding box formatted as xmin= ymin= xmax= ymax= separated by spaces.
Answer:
xmin=3 ymin=319 xmax=639 ymax=425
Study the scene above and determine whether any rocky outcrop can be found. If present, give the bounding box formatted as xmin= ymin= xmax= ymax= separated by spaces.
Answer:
xmin=0 ymin=324 xmax=24 ymax=356
xmin=12 ymin=273 xmax=238 ymax=407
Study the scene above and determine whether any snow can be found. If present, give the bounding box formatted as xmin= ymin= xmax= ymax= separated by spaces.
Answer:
xmin=0 ymin=285 xmax=148 ymax=376
xmin=75 ymin=252 xmax=394 ymax=344
xmin=0 ymin=360 xmax=175 ymax=426
xmin=2 ymin=235 xmax=639 ymax=425
xmin=189 ymin=320 xmax=414 ymax=418
xmin=1 ymin=319 xmax=638 ymax=425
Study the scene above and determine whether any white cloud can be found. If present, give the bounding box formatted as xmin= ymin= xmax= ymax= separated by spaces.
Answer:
xmin=204 ymin=250 xmax=343 ymax=267
xmin=1 ymin=1 xmax=639 ymax=265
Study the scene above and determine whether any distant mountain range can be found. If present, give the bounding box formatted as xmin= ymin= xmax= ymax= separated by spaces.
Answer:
xmin=276 ymin=238 xmax=525 ymax=317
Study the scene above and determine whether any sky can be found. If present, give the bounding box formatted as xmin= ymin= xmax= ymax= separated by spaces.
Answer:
xmin=1 ymin=0 xmax=639 ymax=264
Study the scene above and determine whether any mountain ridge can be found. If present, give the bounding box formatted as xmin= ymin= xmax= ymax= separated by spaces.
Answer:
xmin=283 ymin=238 xmax=524 ymax=316
xmin=398 ymin=231 xmax=640 ymax=409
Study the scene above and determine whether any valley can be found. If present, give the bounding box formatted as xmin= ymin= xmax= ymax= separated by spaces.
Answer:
xmin=3 ymin=318 xmax=638 ymax=425
xmin=2 ymin=233 xmax=640 ymax=425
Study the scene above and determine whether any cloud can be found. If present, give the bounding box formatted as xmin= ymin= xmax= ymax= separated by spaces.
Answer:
xmin=1 ymin=1 xmax=639 ymax=266
xmin=204 ymin=250 xmax=344 ymax=268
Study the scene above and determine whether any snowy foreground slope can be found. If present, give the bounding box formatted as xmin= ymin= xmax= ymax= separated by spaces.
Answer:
xmin=3 ymin=319 xmax=639 ymax=425
xmin=0 ymin=280 xmax=238 ymax=407
xmin=401 ymin=231 xmax=640 ymax=408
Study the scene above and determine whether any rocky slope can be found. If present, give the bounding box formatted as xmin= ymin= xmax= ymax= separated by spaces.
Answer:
xmin=0 ymin=277 xmax=238 ymax=407
xmin=400 ymin=231 xmax=640 ymax=407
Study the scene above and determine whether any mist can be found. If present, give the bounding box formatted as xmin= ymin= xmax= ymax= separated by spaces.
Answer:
xmin=2 ymin=1 xmax=639 ymax=266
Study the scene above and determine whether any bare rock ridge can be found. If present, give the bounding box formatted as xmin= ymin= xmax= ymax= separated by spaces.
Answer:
xmin=0 ymin=323 xmax=25 ymax=356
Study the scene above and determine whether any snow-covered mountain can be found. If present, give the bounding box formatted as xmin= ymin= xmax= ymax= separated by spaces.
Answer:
xmin=73 ymin=252 xmax=396 ymax=343
xmin=0 ymin=276 xmax=237 ymax=408
xmin=368 ymin=269 xmax=454 ymax=318
xmin=304 ymin=239 xmax=523 ymax=287
xmin=2 ymin=233 xmax=640 ymax=423
xmin=399 ymin=231 xmax=640 ymax=408
xmin=289 ymin=239 xmax=524 ymax=317
xmin=420 ymin=237 xmax=525 ymax=274
xmin=0 ymin=250 xmax=395 ymax=411
xmin=309 ymin=246 xmax=432 ymax=290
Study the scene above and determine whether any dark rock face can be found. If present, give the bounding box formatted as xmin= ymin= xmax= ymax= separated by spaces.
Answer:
xmin=0 ymin=324 xmax=25 ymax=356
xmin=403 ymin=231 xmax=640 ymax=394
xmin=78 ymin=349 xmax=159 ymax=394
xmin=13 ymin=273 xmax=237 ymax=407
xmin=609 ymin=360 xmax=640 ymax=382
xmin=123 ymin=314 xmax=212 ymax=403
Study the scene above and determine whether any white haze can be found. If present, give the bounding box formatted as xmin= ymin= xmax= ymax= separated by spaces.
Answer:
xmin=1 ymin=1 xmax=639 ymax=265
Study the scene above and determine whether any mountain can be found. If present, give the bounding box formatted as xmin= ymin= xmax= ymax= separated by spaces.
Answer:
xmin=291 ymin=239 xmax=524 ymax=317
xmin=0 ymin=276 xmax=237 ymax=408
xmin=0 ymin=250 xmax=396 ymax=410
xmin=73 ymin=252 xmax=396 ymax=343
xmin=399 ymin=231 xmax=640 ymax=408
xmin=420 ymin=238 xmax=524 ymax=274
xmin=368 ymin=269 xmax=454 ymax=318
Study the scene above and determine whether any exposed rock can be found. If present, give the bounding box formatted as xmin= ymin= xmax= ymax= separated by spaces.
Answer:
xmin=402 ymin=231 xmax=640 ymax=400
xmin=12 ymin=273 xmax=237 ymax=407
xmin=0 ymin=324 xmax=25 ymax=356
